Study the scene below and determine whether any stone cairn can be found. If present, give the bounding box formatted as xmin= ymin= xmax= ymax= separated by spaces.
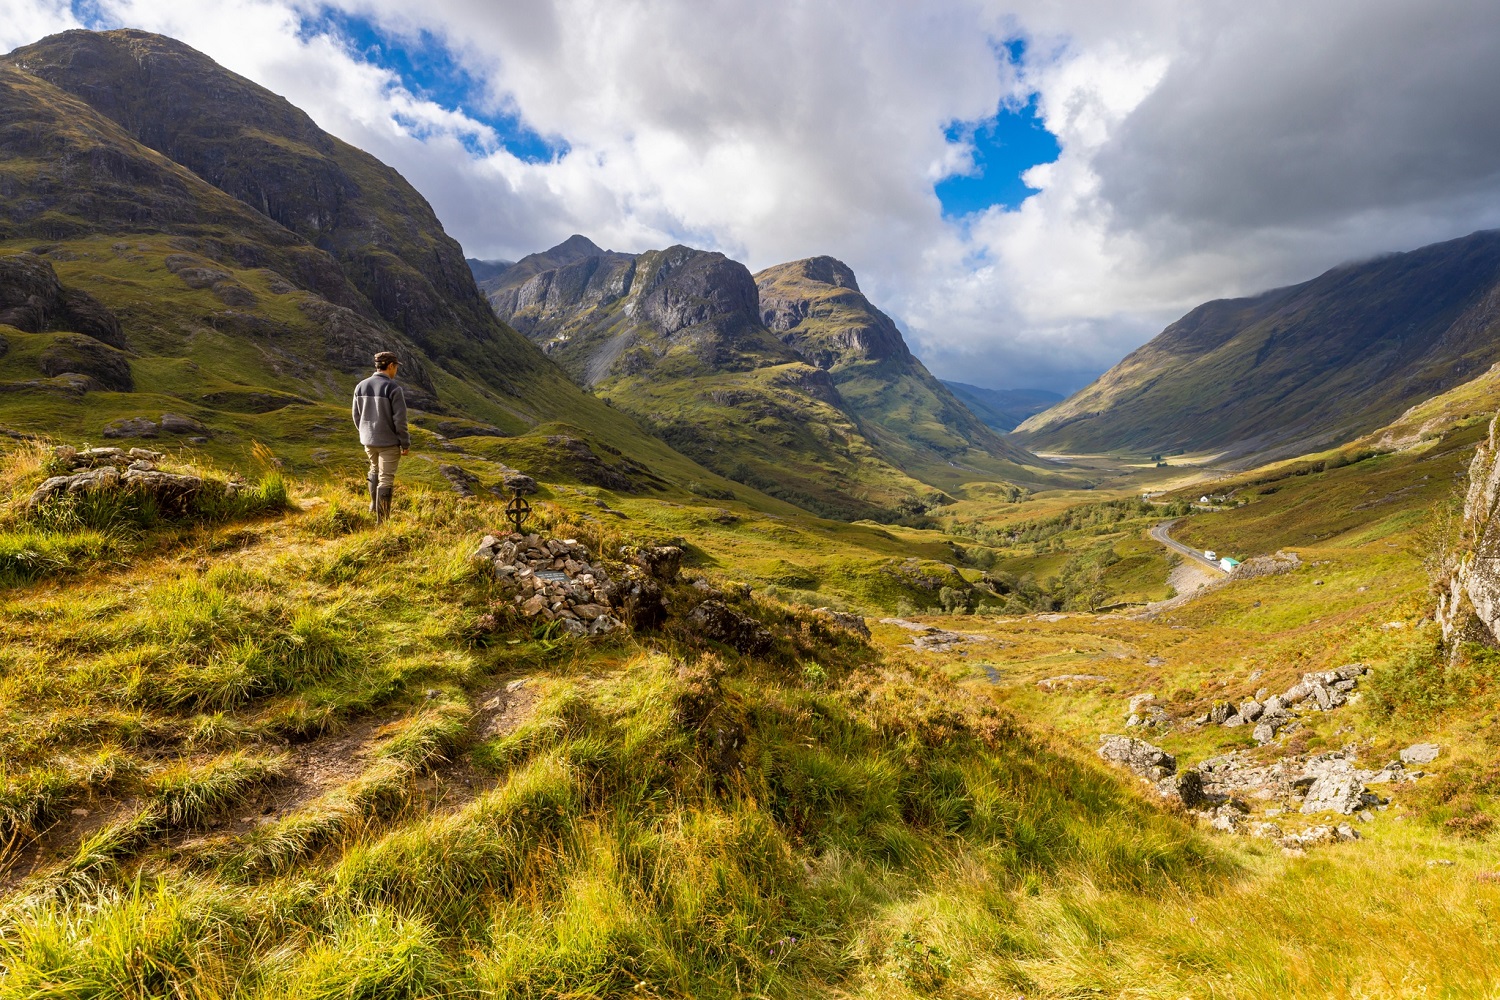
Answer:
xmin=473 ymin=533 xmax=624 ymax=638
xmin=28 ymin=446 xmax=236 ymax=512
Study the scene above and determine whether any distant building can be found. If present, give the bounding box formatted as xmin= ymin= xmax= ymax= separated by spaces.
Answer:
xmin=1219 ymin=557 xmax=1241 ymax=572
xmin=1200 ymin=496 xmax=1210 ymax=503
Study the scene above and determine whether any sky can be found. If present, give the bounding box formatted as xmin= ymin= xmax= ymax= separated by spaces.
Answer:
xmin=6 ymin=1 xmax=1500 ymax=393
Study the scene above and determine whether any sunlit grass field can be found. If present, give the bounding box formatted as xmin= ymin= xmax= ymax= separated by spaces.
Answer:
xmin=0 ymin=416 xmax=1496 ymax=997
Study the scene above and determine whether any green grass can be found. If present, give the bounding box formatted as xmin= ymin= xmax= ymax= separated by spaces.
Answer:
xmin=0 ymin=419 xmax=1498 ymax=996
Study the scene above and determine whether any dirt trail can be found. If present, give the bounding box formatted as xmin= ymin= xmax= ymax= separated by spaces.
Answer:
xmin=1 ymin=675 xmax=540 ymax=896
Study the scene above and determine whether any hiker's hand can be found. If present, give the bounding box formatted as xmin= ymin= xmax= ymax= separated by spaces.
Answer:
xmin=401 ymin=448 xmax=409 ymax=456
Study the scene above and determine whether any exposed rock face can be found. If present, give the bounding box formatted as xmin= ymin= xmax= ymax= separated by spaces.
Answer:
xmin=756 ymin=256 xmax=909 ymax=365
xmin=28 ymin=445 xmax=240 ymax=513
xmin=1438 ymin=410 xmax=1500 ymax=647
xmin=0 ymin=253 xmax=126 ymax=348
xmin=40 ymin=334 xmax=133 ymax=391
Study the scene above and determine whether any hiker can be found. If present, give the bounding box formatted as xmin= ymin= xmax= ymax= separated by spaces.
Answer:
xmin=352 ymin=351 xmax=410 ymax=522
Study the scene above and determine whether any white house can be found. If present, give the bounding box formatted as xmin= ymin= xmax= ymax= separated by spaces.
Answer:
xmin=1219 ymin=556 xmax=1241 ymax=572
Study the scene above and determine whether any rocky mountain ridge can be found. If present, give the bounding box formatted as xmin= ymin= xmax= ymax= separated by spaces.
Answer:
xmin=481 ymin=237 xmax=1049 ymax=518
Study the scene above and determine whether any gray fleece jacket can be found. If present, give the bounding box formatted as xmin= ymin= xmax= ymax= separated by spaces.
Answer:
xmin=352 ymin=372 xmax=410 ymax=449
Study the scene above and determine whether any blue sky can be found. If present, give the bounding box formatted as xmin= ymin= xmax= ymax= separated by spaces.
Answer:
xmin=298 ymin=7 xmax=565 ymax=162
xmin=937 ymin=94 xmax=1061 ymax=217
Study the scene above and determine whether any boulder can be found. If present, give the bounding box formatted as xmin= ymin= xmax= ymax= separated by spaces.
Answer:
xmin=687 ymin=600 xmax=772 ymax=655
xmin=502 ymin=471 xmax=538 ymax=495
xmin=1238 ymin=699 xmax=1264 ymax=722
xmin=1299 ymin=758 xmax=1366 ymax=815
xmin=628 ymin=545 xmax=683 ymax=583
xmin=812 ymin=608 xmax=871 ymax=640
xmin=1097 ymin=735 xmax=1176 ymax=780
xmin=1400 ymin=743 xmax=1441 ymax=765
xmin=160 ymin=413 xmax=207 ymax=435
xmin=103 ymin=416 xmax=158 ymax=438
xmin=1176 ymin=768 xmax=1210 ymax=809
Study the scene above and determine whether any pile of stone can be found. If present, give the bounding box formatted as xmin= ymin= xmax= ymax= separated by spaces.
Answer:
xmin=473 ymin=533 xmax=623 ymax=638
xmin=1194 ymin=663 xmax=1368 ymax=744
xmin=27 ymin=445 xmax=232 ymax=512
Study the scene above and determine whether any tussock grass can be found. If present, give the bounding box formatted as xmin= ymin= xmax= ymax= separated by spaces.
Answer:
xmin=149 ymin=750 xmax=288 ymax=828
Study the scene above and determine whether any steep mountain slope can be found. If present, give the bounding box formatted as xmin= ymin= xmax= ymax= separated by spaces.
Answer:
xmin=1016 ymin=229 xmax=1500 ymax=459
xmin=0 ymin=29 xmax=750 ymax=497
xmin=753 ymin=257 xmax=1043 ymax=482
xmin=483 ymin=240 xmax=1055 ymax=518
xmin=941 ymin=381 xmax=1062 ymax=432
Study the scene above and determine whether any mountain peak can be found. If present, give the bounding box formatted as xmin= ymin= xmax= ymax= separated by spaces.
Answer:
xmin=764 ymin=256 xmax=861 ymax=293
xmin=550 ymin=234 xmax=605 ymax=258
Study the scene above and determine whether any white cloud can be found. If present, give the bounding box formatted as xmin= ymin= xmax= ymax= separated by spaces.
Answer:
xmin=0 ymin=0 xmax=78 ymax=52
xmin=9 ymin=0 xmax=1500 ymax=392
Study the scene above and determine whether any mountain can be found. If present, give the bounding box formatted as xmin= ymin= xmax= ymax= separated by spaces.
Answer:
xmin=466 ymin=258 xmax=513 ymax=283
xmin=481 ymin=240 xmax=1052 ymax=519
xmin=0 ymin=29 xmax=745 ymax=495
xmin=939 ymin=382 xmax=1063 ymax=433
xmin=1015 ymin=229 xmax=1500 ymax=460
xmin=752 ymin=258 xmax=1043 ymax=480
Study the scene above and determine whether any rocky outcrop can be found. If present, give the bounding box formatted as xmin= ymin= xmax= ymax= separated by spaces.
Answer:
xmin=1192 ymin=663 xmax=1367 ymax=744
xmin=28 ymin=445 xmax=242 ymax=513
xmin=1097 ymin=735 xmax=1176 ymax=780
xmin=755 ymin=256 xmax=910 ymax=365
xmin=812 ymin=607 xmax=871 ymax=640
xmin=686 ymin=600 xmax=772 ymax=655
xmin=0 ymin=253 xmax=126 ymax=348
xmin=1438 ymin=409 xmax=1500 ymax=647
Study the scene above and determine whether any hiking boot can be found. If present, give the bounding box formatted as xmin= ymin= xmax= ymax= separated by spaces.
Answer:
xmin=376 ymin=486 xmax=393 ymax=523
xmin=367 ymin=472 xmax=379 ymax=514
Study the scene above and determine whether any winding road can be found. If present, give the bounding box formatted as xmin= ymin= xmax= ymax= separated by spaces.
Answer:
xmin=1149 ymin=518 xmax=1230 ymax=574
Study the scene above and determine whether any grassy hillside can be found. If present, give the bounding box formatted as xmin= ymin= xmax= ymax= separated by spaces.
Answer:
xmin=1017 ymin=229 xmax=1500 ymax=461
xmin=0 ymin=30 xmax=779 ymax=511
xmin=2 ymin=406 xmax=1498 ymax=996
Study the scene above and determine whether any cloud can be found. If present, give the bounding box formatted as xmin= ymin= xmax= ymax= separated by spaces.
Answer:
xmin=0 ymin=0 xmax=79 ymax=51
xmin=10 ymin=1 xmax=1500 ymax=393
